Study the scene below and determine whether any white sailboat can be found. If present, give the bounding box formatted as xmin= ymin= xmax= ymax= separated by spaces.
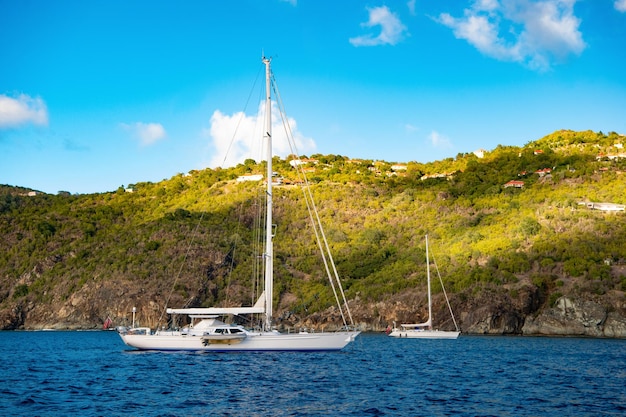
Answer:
xmin=388 ymin=235 xmax=460 ymax=339
xmin=118 ymin=57 xmax=360 ymax=351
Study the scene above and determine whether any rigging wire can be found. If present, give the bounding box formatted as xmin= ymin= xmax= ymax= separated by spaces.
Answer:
xmin=271 ymin=70 xmax=355 ymax=328
xmin=431 ymin=245 xmax=460 ymax=332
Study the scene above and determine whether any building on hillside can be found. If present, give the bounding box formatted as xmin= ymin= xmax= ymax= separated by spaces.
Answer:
xmin=596 ymin=153 xmax=626 ymax=161
xmin=535 ymin=168 xmax=552 ymax=177
xmin=579 ymin=202 xmax=625 ymax=212
xmin=420 ymin=172 xmax=454 ymax=181
xmin=391 ymin=164 xmax=407 ymax=171
xmin=473 ymin=149 xmax=487 ymax=158
xmin=289 ymin=158 xmax=319 ymax=168
xmin=421 ymin=173 xmax=443 ymax=180
xmin=503 ymin=180 xmax=524 ymax=188
xmin=237 ymin=174 xmax=263 ymax=182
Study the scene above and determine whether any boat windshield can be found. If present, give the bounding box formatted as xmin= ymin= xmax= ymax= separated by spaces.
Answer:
xmin=215 ymin=328 xmax=245 ymax=334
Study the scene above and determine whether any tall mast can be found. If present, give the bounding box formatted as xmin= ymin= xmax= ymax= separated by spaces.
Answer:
xmin=263 ymin=56 xmax=273 ymax=330
xmin=426 ymin=235 xmax=432 ymax=330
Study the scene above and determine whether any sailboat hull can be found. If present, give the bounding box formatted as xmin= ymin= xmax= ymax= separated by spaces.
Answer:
xmin=388 ymin=329 xmax=459 ymax=339
xmin=119 ymin=331 xmax=360 ymax=352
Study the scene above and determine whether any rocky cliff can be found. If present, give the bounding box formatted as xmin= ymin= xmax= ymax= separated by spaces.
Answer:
xmin=522 ymin=295 xmax=626 ymax=337
xmin=2 ymin=274 xmax=625 ymax=338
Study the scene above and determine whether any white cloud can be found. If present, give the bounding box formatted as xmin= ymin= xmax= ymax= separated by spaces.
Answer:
xmin=475 ymin=0 xmax=500 ymax=12
xmin=407 ymin=0 xmax=416 ymax=15
xmin=615 ymin=0 xmax=626 ymax=12
xmin=429 ymin=131 xmax=453 ymax=149
xmin=206 ymin=101 xmax=315 ymax=168
xmin=436 ymin=0 xmax=586 ymax=71
xmin=0 ymin=94 xmax=48 ymax=128
xmin=405 ymin=123 xmax=419 ymax=133
xmin=350 ymin=6 xmax=408 ymax=47
xmin=121 ymin=122 xmax=166 ymax=145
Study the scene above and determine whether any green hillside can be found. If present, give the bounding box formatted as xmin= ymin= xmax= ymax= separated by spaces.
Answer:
xmin=1 ymin=129 xmax=625 ymax=331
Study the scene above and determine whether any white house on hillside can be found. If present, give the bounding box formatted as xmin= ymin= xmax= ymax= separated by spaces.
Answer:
xmin=237 ymin=174 xmax=263 ymax=182
xmin=579 ymin=202 xmax=625 ymax=212
xmin=473 ymin=149 xmax=487 ymax=158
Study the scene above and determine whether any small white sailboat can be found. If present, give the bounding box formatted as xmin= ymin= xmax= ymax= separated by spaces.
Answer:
xmin=388 ymin=235 xmax=460 ymax=339
xmin=118 ymin=57 xmax=360 ymax=351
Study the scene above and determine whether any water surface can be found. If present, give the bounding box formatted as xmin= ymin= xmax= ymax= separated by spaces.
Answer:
xmin=1 ymin=331 xmax=624 ymax=416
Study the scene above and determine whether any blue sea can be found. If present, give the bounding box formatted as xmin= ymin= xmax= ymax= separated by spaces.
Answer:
xmin=0 ymin=331 xmax=624 ymax=416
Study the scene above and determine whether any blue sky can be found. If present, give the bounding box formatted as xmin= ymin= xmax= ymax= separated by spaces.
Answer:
xmin=1 ymin=0 xmax=625 ymax=194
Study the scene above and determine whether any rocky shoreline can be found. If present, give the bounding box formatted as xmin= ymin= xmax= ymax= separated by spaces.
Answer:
xmin=3 ymin=286 xmax=625 ymax=338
